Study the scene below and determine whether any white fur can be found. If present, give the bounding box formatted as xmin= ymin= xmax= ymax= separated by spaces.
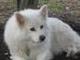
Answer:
xmin=4 ymin=5 xmax=80 ymax=60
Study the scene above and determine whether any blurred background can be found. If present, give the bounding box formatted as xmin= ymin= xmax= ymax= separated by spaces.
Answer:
xmin=0 ymin=0 xmax=80 ymax=60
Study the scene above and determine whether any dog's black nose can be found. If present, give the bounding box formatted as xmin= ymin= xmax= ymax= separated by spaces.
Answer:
xmin=39 ymin=35 xmax=45 ymax=42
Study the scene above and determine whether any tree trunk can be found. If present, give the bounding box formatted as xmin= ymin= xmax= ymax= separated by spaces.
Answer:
xmin=17 ymin=0 xmax=38 ymax=10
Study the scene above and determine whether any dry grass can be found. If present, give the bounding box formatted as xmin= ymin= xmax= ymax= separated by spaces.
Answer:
xmin=0 ymin=0 xmax=17 ymax=24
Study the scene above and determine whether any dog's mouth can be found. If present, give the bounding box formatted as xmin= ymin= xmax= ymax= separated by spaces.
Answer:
xmin=31 ymin=39 xmax=45 ymax=44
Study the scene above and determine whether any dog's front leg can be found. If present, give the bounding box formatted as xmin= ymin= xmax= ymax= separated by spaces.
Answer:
xmin=37 ymin=50 xmax=53 ymax=60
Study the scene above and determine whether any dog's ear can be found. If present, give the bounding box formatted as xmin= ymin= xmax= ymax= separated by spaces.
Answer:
xmin=40 ymin=5 xmax=48 ymax=17
xmin=15 ymin=12 xmax=25 ymax=27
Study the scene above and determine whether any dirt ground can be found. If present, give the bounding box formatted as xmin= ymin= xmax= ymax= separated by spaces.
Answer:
xmin=0 ymin=0 xmax=80 ymax=60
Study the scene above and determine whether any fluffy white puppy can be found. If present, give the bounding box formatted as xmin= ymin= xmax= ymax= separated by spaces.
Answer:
xmin=4 ymin=5 xmax=80 ymax=60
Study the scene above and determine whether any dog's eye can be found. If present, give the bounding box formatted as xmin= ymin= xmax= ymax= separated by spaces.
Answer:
xmin=40 ymin=25 xmax=43 ymax=29
xmin=30 ymin=27 xmax=36 ymax=31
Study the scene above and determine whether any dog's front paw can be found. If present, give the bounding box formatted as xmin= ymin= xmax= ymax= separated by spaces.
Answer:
xmin=37 ymin=51 xmax=53 ymax=60
xmin=10 ymin=56 xmax=29 ymax=60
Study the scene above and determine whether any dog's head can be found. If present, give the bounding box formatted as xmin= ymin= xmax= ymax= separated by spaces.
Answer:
xmin=15 ymin=5 xmax=48 ymax=43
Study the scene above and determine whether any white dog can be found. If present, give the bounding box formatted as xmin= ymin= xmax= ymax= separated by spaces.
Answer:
xmin=4 ymin=5 xmax=80 ymax=60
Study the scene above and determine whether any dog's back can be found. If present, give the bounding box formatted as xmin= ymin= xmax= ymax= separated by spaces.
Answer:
xmin=47 ymin=17 xmax=80 ymax=56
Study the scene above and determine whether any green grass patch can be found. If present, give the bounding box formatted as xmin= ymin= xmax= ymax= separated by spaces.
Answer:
xmin=39 ymin=0 xmax=64 ymax=13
